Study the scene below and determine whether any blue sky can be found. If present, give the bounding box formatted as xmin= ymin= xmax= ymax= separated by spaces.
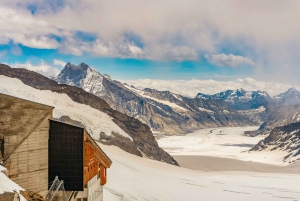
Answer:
xmin=0 ymin=0 xmax=300 ymax=94
xmin=0 ymin=41 xmax=255 ymax=80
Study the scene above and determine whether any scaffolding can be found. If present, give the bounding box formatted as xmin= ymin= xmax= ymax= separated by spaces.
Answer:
xmin=46 ymin=176 xmax=68 ymax=201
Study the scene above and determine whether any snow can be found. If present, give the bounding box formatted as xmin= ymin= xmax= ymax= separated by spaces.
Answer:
xmin=256 ymin=105 xmax=266 ymax=112
xmin=0 ymin=75 xmax=132 ymax=140
xmin=124 ymin=85 xmax=188 ymax=112
xmin=0 ymin=173 xmax=27 ymax=201
xmin=237 ymin=106 xmax=266 ymax=122
xmin=157 ymin=127 xmax=290 ymax=165
xmin=0 ymin=166 xmax=5 ymax=173
xmin=0 ymin=167 xmax=24 ymax=194
xmin=292 ymin=112 xmax=299 ymax=120
xmin=80 ymin=67 xmax=104 ymax=94
xmin=198 ymin=107 xmax=214 ymax=113
xmin=102 ymin=144 xmax=300 ymax=201
xmin=172 ymin=93 xmax=182 ymax=101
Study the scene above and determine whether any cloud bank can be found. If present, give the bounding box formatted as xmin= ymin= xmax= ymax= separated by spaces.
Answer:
xmin=205 ymin=54 xmax=256 ymax=67
xmin=123 ymin=78 xmax=295 ymax=97
xmin=11 ymin=60 xmax=61 ymax=77
xmin=0 ymin=0 xmax=300 ymax=67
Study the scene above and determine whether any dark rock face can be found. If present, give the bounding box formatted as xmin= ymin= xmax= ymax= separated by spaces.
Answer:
xmin=57 ymin=116 xmax=85 ymax=128
xmin=54 ymin=62 xmax=258 ymax=135
xmin=99 ymin=131 xmax=143 ymax=157
xmin=0 ymin=63 xmax=178 ymax=166
xmin=251 ymin=122 xmax=300 ymax=163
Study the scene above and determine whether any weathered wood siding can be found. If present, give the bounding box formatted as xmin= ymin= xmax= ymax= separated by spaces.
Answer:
xmin=6 ymin=112 xmax=52 ymax=192
xmin=0 ymin=93 xmax=54 ymax=193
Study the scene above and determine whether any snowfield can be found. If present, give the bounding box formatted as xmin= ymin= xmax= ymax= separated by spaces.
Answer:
xmin=2 ymin=75 xmax=300 ymax=200
xmin=0 ymin=75 xmax=132 ymax=140
xmin=0 ymin=166 xmax=26 ymax=201
xmin=102 ymin=145 xmax=300 ymax=201
xmin=157 ymin=127 xmax=290 ymax=165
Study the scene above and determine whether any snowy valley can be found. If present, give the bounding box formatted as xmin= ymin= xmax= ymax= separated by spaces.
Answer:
xmin=1 ymin=64 xmax=300 ymax=201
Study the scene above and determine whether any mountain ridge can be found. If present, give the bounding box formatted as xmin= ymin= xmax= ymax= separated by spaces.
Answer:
xmin=0 ymin=63 xmax=178 ymax=165
xmin=251 ymin=122 xmax=300 ymax=163
xmin=54 ymin=62 xmax=259 ymax=134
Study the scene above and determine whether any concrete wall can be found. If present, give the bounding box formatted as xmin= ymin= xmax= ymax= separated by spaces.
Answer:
xmin=6 ymin=113 xmax=52 ymax=193
xmin=68 ymin=174 xmax=103 ymax=201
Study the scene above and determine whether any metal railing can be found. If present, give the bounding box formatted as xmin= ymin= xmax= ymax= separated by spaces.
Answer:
xmin=46 ymin=176 xmax=68 ymax=201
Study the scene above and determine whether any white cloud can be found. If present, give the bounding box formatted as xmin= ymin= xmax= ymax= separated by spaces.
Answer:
xmin=60 ymin=39 xmax=147 ymax=58
xmin=145 ymin=44 xmax=199 ymax=61
xmin=11 ymin=60 xmax=60 ymax=77
xmin=60 ymin=39 xmax=197 ymax=61
xmin=205 ymin=54 xmax=256 ymax=67
xmin=0 ymin=7 xmax=59 ymax=49
xmin=54 ymin=59 xmax=67 ymax=67
xmin=0 ymin=0 xmax=300 ymax=80
xmin=122 ymin=77 xmax=295 ymax=97
xmin=14 ymin=35 xmax=59 ymax=49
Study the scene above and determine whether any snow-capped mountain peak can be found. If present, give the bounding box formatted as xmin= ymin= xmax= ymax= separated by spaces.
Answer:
xmin=273 ymin=87 xmax=300 ymax=105
xmin=55 ymin=62 xmax=105 ymax=95
xmin=53 ymin=62 xmax=257 ymax=134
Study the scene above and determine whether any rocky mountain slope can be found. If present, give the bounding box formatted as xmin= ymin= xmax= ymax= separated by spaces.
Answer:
xmin=241 ymin=88 xmax=300 ymax=136
xmin=196 ymin=88 xmax=273 ymax=110
xmin=273 ymin=87 xmax=300 ymax=105
xmin=251 ymin=122 xmax=300 ymax=163
xmin=54 ymin=62 xmax=257 ymax=134
xmin=196 ymin=88 xmax=279 ymax=124
xmin=0 ymin=63 xmax=178 ymax=165
xmin=246 ymin=103 xmax=300 ymax=136
xmin=196 ymin=88 xmax=300 ymax=128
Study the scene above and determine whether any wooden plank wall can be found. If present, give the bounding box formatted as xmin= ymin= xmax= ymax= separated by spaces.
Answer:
xmin=84 ymin=142 xmax=99 ymax=185
xmin=6 ymin=112 xmax=52 ymax=192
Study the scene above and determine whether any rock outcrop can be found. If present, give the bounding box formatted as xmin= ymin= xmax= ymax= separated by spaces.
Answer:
xmin=251 ymin=122 xmax=300 ymax=163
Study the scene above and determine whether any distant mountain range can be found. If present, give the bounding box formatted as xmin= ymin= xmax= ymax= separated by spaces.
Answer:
xmin=196 ymin=88 xmax=300 ymax=110
xmin=273 ymin=87 xmax=300 ymax=105
xmin=54 ymin=62 xmax=300 ymax=135
xmin=54 ymin=62 xmax=259 ymax=134
xmin=196 ymin=88 xmax=273 ymax=110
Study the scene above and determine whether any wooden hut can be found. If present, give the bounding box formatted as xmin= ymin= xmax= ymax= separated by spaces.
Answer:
xmin=0 ymin=93 xmax=112 ymax=201
xmin=48 ymin=120 xmax=112 ymax=201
